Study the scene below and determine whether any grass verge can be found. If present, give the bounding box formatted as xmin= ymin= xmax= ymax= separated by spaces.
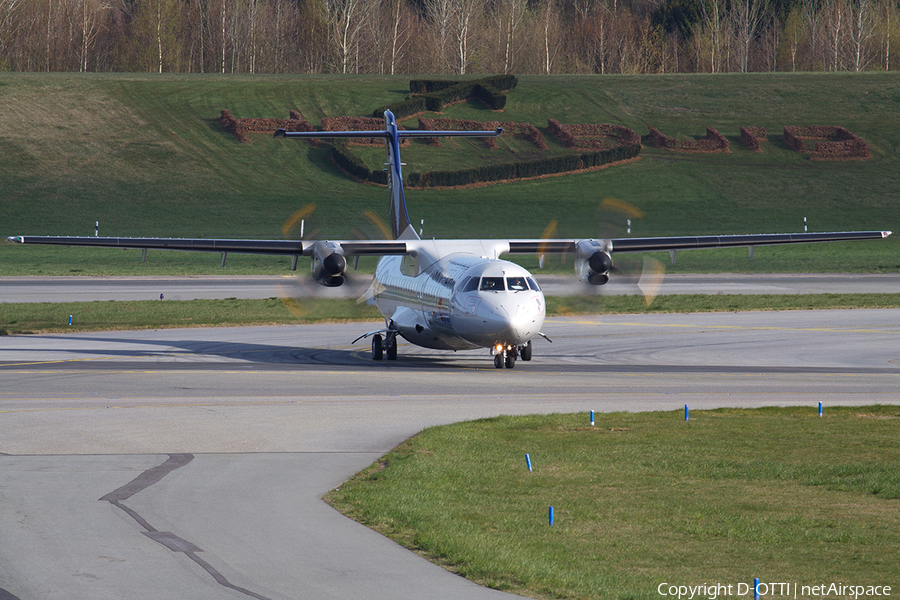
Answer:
xmin=3 ymin=294 xmax=900 ymax=335
xmin=1 ymin=73 xmax=898 ymax=276
xmin=325 ymin=407 xmax=900 ymax=600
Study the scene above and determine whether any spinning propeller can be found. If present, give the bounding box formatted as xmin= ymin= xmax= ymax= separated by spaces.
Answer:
xmin=276 ymin=204 xmax=387 ymax=318
xmin=543 ymin=198 xmax=666 ymax=306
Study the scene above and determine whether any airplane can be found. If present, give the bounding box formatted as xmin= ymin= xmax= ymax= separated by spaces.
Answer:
xmin=7 ymin=109 xmax=892 ymax=369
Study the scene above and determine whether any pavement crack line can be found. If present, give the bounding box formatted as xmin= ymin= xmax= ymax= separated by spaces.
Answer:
xmin=100 ymin=453 xmax=273 ymax=600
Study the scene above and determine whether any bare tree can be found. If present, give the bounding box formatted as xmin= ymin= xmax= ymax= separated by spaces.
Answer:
xmin=847 ymin=0 xmax=875 ymax=70
xmin=541 ymin=0 xmax=562 ymax=73
xmin=0 ymin=0 xmax=28 ymax=69
xmin=700 ymin=0 xmax=726 ymax=72
xmin=425 ymin=0 xmax=453 ymax=70
xmin=823 ymin=0 xmax=845 ymax=70
xmin=496 ymin=0 xmax=526 ymax=72
xmin=76 ymin=0 xmax=113 ymax=71
xmin=877 ymin=0 xmax=900 ymax=70
xmin=730 ymin=0 xmax=765 ymax=71
xmin=325 ymin=0 xmax=371 ymax=72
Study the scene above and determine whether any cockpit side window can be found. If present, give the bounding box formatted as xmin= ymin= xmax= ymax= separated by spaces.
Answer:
xmin=480 ymin=277 xmax=505 ymax=291
xmin=460 ymin=276 xmax=479 ymax=293
xmin=506 ymin=277 xmax=528 ymax=291
xmin=527 ymin=277 xmax=541 ymax=291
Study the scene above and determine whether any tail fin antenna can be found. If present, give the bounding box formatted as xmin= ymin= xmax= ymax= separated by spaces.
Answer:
xmin=275 ymin=110 xmax=502 ymax=240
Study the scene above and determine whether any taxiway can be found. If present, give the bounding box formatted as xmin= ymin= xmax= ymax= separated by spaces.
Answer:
xmin=1 ymin=310 xmax=899 ymax=599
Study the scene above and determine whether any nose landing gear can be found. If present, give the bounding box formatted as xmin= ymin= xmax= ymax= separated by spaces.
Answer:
xmin=493 ymin=343 xmax=527 ymax=369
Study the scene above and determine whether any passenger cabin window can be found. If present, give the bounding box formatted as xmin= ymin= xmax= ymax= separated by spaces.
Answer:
xmin=506 ymin=277 xmax=528 ymax=291
xmin=480 ymin=277 xmax=504 ymax=291
xmin=527 ymin=277 xmax=541 ymax=291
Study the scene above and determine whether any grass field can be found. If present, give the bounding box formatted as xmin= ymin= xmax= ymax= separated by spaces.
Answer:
xmin=326 ymin=407 xmax=900 ymax=600
xmin=1 ymin=72 xmax=897 ymax=276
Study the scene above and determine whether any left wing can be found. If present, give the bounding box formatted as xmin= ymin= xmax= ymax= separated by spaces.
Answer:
xmin=506 ymin=230 xmax=892 ymax=285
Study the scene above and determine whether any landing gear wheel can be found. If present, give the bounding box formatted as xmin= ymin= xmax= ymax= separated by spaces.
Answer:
xmin=521 ymin=340 xmax=532 ymax=361
xmin=386 ymin=336 xmax=398 ymax=361
xmin=505 ymin=353 xmax=516 ymax=369
xmin=494 ymin=353 xmax=504 ymax=369
xmin=372 ymin=334 xmax=383 ymax=361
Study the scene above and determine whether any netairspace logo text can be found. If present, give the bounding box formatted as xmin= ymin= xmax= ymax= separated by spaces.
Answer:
xmin=658 ymin=582 xmax=893 ymax=600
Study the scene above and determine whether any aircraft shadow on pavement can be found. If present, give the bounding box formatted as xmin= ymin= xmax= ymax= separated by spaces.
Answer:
xmin=4 ymin=334 xmax=479 ymax=371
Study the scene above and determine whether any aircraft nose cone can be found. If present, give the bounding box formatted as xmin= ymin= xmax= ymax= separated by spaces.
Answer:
xmin=489 ymin=296 xmax=545 ymax=345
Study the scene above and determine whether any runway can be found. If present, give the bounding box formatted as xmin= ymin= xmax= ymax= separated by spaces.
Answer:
xmin=1 ymin=310 xmax=899 ymax=599
xmin=2 ymin=272 xmax=899 ymax=303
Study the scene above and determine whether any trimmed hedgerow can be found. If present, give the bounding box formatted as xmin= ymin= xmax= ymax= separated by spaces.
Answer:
xmin=548 ymin=119 xmax=640 ymax=149
xmin=321 ymin=116 xmax=407 ymax=146
xmin=216 ymin=109 xmax=313 ymax=143
xmin=375 ymin=76 xmax=518 ymax=119
xmin=416 ymin=118 xmax=546 ymax=150
xmin=408 ymin=75 xmax=517 ymax=95
xmin=740 ymin=127 xmax=767 ymax=152
xmin=331 ymin=140 xmax=388 ymax=185
xmin=647 ymin=126 xmax=730 ymax=152
xmin=783 ymin=126 xmax=871 ymax=160
xmin=372 ymin=95 xmax=428 ymax=121
xmin=408 ymin=143 xmax=639 ymax=188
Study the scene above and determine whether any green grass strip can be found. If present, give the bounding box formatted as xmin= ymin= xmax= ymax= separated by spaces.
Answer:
xmin=326 ymin=407 xmax=900 ymax=600
xmin=3 ymin=294 xmax=900 ymax=335
xmin=0 ymin=297 xmax=380 ymax=335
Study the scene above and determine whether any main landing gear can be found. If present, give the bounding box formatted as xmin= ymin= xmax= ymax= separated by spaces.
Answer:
xmin=371 ymin=332 xmax=398 ymax=361
xmin=493 ymin=340 xmax=532 ymax=369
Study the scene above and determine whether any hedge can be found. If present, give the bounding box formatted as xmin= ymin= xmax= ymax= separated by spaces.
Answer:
xmin=408 ymin=75 xmax=517 ymax=95
xmin=216 ymin=109 xmax=313 ymax=143
xmin=647 ymin=126 xmax=729 ymax=152
xmin=331 ymin=140 xmax=387 ymax=185
xmin=408 ymin=143 xmax=640 ymax=188
xmin=374 ymin=75 xmax=518 ymax=119
xmin=548 ymin=119 xmax=640 ymax=149
xmin=739 ymin=126 xmax=767 ymax=152
xmin=783 ymin=126 xmax=871 ymax=159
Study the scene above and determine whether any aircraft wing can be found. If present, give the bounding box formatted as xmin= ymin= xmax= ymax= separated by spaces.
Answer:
xmin=6 ymin=236 xmax=408 ymax=256
xmin=506 ymin=230 xmax=891 ymax=255
xmin=8 ymin=230 xmax=891 ymax=258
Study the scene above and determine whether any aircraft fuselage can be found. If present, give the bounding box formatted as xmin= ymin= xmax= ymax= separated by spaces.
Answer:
xmin=372 ymin=252 xmax=546 ymax=352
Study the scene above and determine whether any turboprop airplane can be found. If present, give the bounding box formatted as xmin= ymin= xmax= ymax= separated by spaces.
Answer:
xmin=7 ymin=110 xmax=892 ymax=368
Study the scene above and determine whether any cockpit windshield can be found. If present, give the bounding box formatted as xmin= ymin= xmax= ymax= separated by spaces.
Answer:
xmin=506 ymin=277 xmax=528 ymax=291
xmin=480 ymin=277 xmax=505 ymax=291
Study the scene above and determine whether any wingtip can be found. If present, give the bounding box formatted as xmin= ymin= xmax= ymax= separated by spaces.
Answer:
xmin=6 ymin=236 xmax=22 ymax=244
xmin=885 ymin=231 xmax=893 ymax=238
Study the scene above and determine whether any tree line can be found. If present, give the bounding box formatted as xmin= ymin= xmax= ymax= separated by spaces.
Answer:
xmin=1 ymin=0 xmax=898 ymax=74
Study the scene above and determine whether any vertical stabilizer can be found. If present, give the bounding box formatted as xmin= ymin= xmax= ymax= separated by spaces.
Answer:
xmin=382 ymin=111 xmax=417 ymax=241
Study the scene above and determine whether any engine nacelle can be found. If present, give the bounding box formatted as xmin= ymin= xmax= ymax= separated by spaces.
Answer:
xmin=310 ymin=241 xmax=347 ymax=287
xmin=575 ymin=239 xmax=612 ymax=285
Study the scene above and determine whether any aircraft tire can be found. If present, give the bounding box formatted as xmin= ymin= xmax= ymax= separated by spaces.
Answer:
xmin=505 ymin=354 xmax=516 ymax=369
xmin=521 ymin=340 xmax=532 ymax=361
xmin=372 ymin=335 xmax=383 ymax=361
xmin=494 ymin=354 xmax=504 ymax=369
xmin=387 ymin=340 xmax=398 ymax=361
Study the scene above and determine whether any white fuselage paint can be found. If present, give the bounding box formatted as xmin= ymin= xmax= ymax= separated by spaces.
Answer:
xmin=371 ymin=243 xmax=546 ymax=352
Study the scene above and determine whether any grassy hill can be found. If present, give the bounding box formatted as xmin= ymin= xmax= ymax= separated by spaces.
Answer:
xmin=1 ymin=72 xmax=897 ymax=276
